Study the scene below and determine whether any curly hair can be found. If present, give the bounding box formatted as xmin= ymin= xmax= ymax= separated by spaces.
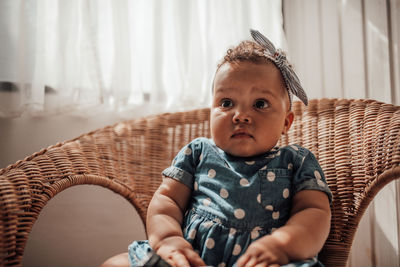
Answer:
xmin=217 ymin=40 xmax=272 ymax=70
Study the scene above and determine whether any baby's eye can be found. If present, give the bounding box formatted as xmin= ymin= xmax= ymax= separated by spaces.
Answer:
xmin=254 ymin=99 xmax=269 ymax=109
xmin=220 ymin=99 xmax=234 ymax=108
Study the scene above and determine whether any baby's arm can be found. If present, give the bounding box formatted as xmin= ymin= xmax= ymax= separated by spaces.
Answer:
xmin=146 ymin=177 xmax=206 ymax=267
xmin=237 ymin=190 xmax=331 ymax=267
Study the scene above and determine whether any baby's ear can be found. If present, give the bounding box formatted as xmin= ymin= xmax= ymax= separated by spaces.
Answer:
xmin=282 ymin=111 xmax=294 ymax=134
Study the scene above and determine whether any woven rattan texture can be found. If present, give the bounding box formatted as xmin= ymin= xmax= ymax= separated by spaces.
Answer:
xmin=0 ymin=99 xmax=399 ymax=266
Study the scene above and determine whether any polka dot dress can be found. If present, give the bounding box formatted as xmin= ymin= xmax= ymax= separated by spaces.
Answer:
xmin=128 ymin=138 xmax=331 ymax=267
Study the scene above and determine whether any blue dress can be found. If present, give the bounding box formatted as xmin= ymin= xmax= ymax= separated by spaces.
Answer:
xmin=129 ymin=138 xmax=332 ymax=267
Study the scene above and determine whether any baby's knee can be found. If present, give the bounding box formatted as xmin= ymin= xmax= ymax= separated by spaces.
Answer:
xmin=100 ymin=252 xmax=130 ymax=267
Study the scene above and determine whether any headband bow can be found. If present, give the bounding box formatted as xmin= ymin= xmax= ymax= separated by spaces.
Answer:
xmin=250 ymin=29 xmax=308 ymax=106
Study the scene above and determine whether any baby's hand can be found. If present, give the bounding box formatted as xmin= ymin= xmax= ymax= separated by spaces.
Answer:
xmin=155 ymin=236 xmax=206 ymax=267
xmin=236 ymin=236 xmax=290 ymax=267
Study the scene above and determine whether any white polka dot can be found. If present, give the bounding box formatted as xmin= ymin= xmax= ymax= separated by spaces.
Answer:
xmin=251 ymin=230 xmax=260 ymax=239
xmin=232 ymin=244 xmax=242 ymax=255
xmin=314 ymin=170 xmax=322 ymax=180
xmin=245 ymin=161 xmax=255 ymax=165
xmin=260 ymin=165 xmax=267 ymax=170
xmin=234 ymin=209 xmax=245 ymax=219
xmin=205 ymin=238 xmax=215 ymax=249
xmin=208 ymin=169 xmax=216 ymax=178
xmin=229 ymin=228 xmax=237 ymax=236
xmin=188 ymin=229 xmax=197 ymax=239
xmin=218 ymin=263 xmax=226 ymax=267
xmin=184 ymin=147 xmax=192 ymax=155
xmin=291 ymin=145 xmax=299 ymax=151
xmin=265 ymin=205 xmax=274 ymax=211
xmin=267 ymin=171 xmax=276 ymax=182
xmin=257 ymin=194 xmax=261 ymax=203
xmin=220 ymin=188 xmax=229 ymax=198
xmin=203 ymin=221 xmax=213 ymax=228
xmin=317 ymin=179 xmax=326 ymax=187
xmin=283 ymin=188 xmax=290 ymax=199
xmin=288 ymin=163 xmax=293 ymax=170
xmin=272 ymin=211 xmax=280 ymax=220
xmin=203 ymin=198 xmax=211 ymax=206
xmin=251 ymin=226 xmax=261 ymax=239
xmin=240 ymin=178 xmax=249 ymax=186
xmin=194 ymin=181 xmax=198 ymax=191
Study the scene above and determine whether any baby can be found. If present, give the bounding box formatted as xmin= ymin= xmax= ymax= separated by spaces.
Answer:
xmin=105 ymin=30 xmax=332 ymax=267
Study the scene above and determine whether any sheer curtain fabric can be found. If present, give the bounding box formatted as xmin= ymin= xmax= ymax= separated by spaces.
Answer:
xmin=0 ymin=0 xmax=283 ymax=118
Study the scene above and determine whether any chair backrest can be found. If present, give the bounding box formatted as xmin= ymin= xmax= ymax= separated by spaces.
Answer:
xmin=0 ymin=98 xmax=399 ymax=266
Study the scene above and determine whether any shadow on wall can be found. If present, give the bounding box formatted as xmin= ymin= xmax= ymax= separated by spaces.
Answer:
xmin=22 ymin=185 xmax=146 ymax=267
xmin=349 ymin=180 xmax=399 ymax=267
xmin=372 ymin=222 xmax=399 ymax=266
xmin=350 ymin=213 xmax=399 ymax=267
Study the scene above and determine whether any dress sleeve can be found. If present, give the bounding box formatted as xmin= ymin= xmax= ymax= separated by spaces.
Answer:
xmin=292 ymin=147 xmax=332 ymax=203
xmin=162 ymin=138 xmax=203 ymax=189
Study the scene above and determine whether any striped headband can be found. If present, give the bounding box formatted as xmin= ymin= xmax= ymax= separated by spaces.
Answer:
xmin=250 ymin=29 xmax=308 ymax=107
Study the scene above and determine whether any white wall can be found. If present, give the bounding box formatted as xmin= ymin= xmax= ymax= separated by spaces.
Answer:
xmin=23 ymin=186 xmax=146 ymax=267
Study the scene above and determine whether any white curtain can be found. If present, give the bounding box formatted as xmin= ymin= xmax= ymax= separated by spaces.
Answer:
xmin=0 ymin=0 xmax=284 ymax=118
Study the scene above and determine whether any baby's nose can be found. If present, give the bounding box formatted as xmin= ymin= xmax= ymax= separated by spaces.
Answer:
xmin=233 ymin=111 xmax=251 ymax=124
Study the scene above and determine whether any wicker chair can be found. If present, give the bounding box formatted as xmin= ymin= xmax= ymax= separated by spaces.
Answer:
xmin=0 ymin=98 xmax=399 ymax=266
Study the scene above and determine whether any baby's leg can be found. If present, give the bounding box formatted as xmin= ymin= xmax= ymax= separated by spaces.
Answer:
xmin=100 ymin=252 xmax=130 ymax=267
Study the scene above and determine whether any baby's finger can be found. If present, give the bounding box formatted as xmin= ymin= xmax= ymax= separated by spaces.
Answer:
xmin=243 ymin=257 xmax=261 ymax=267
xmin=236 ymin=254 xmax=251 ymax=267
xmin=183 ymin=249 xmax=206 ymax=266
xmin=165 ymin=258 xmax=175 ymax=267
xmin=169 ymin=251 xmax=190 ymax=267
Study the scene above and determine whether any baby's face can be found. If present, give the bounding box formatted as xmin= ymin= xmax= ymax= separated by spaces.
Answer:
xmin=210 ymin=61 xmax=293 ymax=157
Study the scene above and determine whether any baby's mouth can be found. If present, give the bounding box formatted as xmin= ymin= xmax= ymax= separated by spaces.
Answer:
xmin=231 ymin=131 xmax=253 ymax=139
